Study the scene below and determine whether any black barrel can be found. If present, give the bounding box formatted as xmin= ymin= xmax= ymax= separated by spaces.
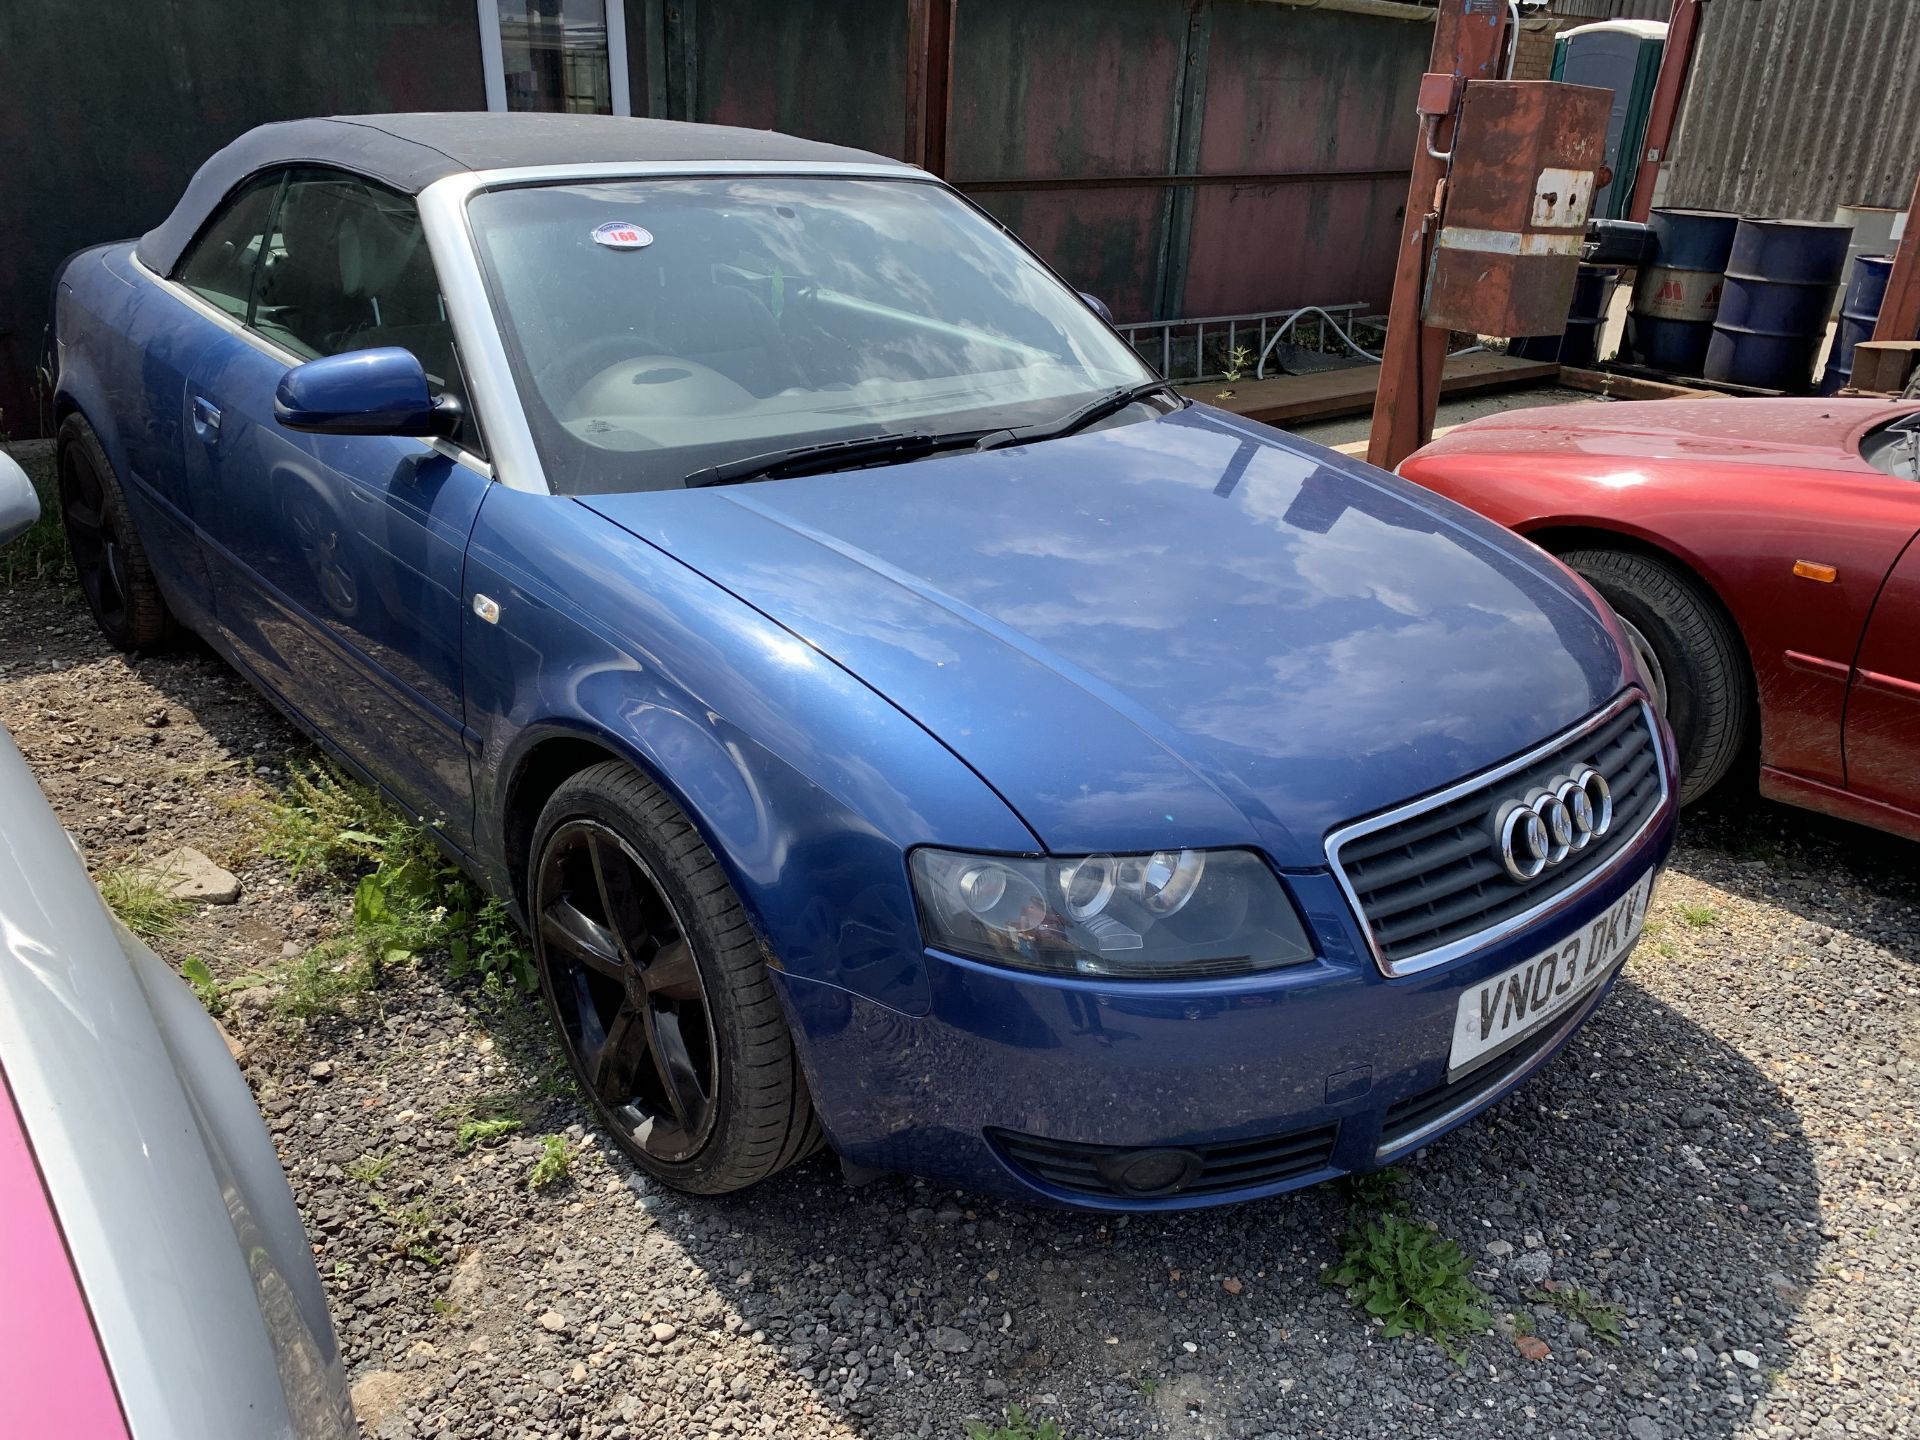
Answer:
xmin=1629 ymin=209 xmax=1741 ymax=376
xmin=1510 ymin=264 xmax=1619 ymax=367
xmin=1818 ymin=254 xmax=1896 ymax=394
xmin=1706 ymin=219 xmax=1853 ymax=392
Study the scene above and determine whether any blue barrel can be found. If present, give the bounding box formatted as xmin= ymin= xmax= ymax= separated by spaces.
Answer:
xmin=1706 ymin=219 xmax=1854 ymax=392
xmin=1818 ymin=254 xmax=1896 ymax=394
xmin=1510 ymin=265 xmax=1618 ymax=366
xmin=1629 ymin=208 xmax=1741 ymax=376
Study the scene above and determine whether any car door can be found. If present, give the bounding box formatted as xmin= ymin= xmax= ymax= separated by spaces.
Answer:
xmin=83 ymin=174 xmax=288 ymax=630
xmin=1844 ymin=530 xmax=1920 ymax=814
xmin=178 ymin=167 xmax=490 ymax=847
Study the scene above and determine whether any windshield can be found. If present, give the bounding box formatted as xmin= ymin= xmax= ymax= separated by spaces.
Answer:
xmin=467 ymin=176 xmax=1157 ymax=494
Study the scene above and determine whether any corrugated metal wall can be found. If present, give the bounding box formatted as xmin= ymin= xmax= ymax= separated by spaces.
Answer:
xmin=1549 ymin=0 xmax=1670 ymax=19
xmin=1666 ymin=0 xmax=1920 ymax=218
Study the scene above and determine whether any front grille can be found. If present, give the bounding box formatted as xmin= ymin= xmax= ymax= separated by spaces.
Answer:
xmin=1378 ymin=980 xmax=1605 ymax=1155
xmin=1329 ymin=695 xmax=1664 ymax=973
xmin=990 ymin=1123 xmax=1338 ymax=1199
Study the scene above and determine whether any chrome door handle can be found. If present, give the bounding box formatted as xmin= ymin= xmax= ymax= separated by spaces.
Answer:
xmin=191 ymin=396 xmax=221 ymax=437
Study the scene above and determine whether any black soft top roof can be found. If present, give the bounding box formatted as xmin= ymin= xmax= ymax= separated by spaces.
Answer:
xmin=137 ymin=112 xmax=907 ymax=275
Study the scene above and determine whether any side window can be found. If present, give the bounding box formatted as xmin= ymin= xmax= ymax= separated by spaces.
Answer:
xmin=173 ymin=172 xmax=283 ymax=319
xmin=248 ymin=169 xmax=482 ymax=453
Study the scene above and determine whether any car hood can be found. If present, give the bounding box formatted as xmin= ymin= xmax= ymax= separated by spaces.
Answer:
xmin=580 ymin=407 xmax=1626 ymax=865
xmin=1414 ymin=397 xmax=1912 ymax=474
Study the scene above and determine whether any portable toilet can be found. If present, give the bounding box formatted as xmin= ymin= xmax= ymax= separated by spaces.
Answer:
xmin=1552 ymin=20 xmax=1667 ymax=221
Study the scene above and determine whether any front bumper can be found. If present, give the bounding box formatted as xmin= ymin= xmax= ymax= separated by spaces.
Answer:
xmin=776 ymin=795 xmax=1675 ymax=1211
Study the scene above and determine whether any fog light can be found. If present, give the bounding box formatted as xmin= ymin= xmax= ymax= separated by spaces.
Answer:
xmin=1093 ymin=1147 xmax=1203 ymax=1197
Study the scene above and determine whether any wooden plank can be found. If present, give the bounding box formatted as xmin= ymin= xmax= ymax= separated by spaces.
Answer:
xmin=1557 ymin=366 xmax=1721 ymax=402
xmin=1180 ymin=352 xmax=1561 ymax=427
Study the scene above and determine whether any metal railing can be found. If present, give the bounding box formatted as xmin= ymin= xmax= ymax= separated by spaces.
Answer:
xmin=1115 ymin=304 xmax=1379 ymax=384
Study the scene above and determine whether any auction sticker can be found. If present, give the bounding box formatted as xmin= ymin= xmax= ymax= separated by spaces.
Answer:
xmin=591 ymin=221 xmax=654 ymax=250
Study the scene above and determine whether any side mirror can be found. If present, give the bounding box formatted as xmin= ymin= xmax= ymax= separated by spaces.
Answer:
xmin=274 ymin=348 xmax=460 ymax=438
xmin=0 ymin=451 xmax=41 ymax=549
xmin=1079 ymin=292 xmax=1114 ymax=325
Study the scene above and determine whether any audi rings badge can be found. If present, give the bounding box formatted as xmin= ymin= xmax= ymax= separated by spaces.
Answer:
xmin=1494 ymin=765 xmax=1613 ymax=883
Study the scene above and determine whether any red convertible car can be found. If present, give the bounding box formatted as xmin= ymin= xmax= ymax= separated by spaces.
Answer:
xmin=1400 ymin=398 xmax=1920 ymax=841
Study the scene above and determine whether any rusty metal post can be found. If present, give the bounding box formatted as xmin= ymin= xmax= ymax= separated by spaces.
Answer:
xmin=1871 ymin=166 xmax=1920 ymax=344
xmin=1366 ymin=0 xmax=1511 ymax=471
xmin=1625 ymin=0 xmax=1703 ymax=223
xmin=905 ymin=0 xmax=955 ymax=175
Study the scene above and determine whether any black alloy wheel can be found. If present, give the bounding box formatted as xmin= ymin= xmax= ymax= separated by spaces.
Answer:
xmin=56 ymin=413 xmax=173 ymax=651
xmin=535 ymin=819 xmax=718 ymax=1163
xmin=527 ymin=762 xmax=821 ymax=1193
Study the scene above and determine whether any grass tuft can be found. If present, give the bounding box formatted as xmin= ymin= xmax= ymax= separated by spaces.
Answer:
xmin=456 ymin=1116 xmax=523 ymax=1152
xmin=95 ymin=866 xmax=189 ymax=940
xmin=1679 ymin=903 xmax=1720 ymax=929
xmin=255 ymin=761 xmax=536 ymax=1015
xmin=1 ymin=453 xmax=72 ymax=588
xmin=1530 ymin=1285 xmax=1624 ymax=1346
xmin=527 ymin=1134 xmax=573 ymax=1192
xmin=967 ymin=1407 xmax=1067 ymax=1440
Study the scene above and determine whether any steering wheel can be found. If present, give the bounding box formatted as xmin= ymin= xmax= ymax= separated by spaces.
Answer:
xmin=536 ymin=331 xmax=671 ymax=400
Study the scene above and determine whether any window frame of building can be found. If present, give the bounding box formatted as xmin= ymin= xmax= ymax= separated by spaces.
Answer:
xmin=478 ymin=0 xmax=632 ymax=117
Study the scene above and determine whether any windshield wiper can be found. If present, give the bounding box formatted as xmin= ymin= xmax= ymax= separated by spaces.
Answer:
xmin=686 ymin=430 xmax=981 ymax=488
xmin=973 ymin=380 xmax=1182 ymax=453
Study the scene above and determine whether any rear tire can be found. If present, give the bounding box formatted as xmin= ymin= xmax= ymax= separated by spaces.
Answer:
xmin=1560 ymin=546 xmax=1748 ymax=804
xmin=57 ymin=414 xmax=173 ymax=651
xmin=528 ymin=762 xmax=821 ymax=1194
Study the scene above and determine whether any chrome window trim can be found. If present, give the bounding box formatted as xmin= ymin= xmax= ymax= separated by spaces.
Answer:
xmin=1325 ymin=690 xmax=1669 ymax=979
xmin=415 ymin=160 xmax=936 ymax=496
xmin=132 ymin=254 xmax=497 ymax=481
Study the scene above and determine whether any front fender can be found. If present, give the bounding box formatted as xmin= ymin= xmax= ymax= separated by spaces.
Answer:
xmin=462 ymin=487 xmax=1038 ymax=1016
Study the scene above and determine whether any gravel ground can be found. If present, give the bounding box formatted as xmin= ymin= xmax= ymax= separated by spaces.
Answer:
xmin=2 ymin=516 xmax=1916 ymax=1439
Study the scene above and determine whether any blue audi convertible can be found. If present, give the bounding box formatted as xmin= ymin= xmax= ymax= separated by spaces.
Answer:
xmin=53 ymin=114 xmax=1675 ymax=1208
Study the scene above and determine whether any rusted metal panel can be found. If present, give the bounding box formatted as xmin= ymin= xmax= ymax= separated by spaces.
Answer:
xmin=1425 ymin=80 xmax=1613 ymax=336
xmin=694 ymin=0 xmax=910 ymax=156
xmin=948 ymin=0 xmax=1191 ymax=318
xmin=0 ymin=0 xmax=482 ymax=437
xmin=1666 ymin=0 xmax=1920 ymax=219
xmin=1179 ymin=1 xmax=1430 ymax=316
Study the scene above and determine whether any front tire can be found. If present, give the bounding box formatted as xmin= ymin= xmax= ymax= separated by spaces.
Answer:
xmin=528 ymin=762 xmax=820 ymax=1193
xmin=57 ymin=414 xmax=173 ymax=651
xmin=1560 ymin=546 xmax=1749 ymax=804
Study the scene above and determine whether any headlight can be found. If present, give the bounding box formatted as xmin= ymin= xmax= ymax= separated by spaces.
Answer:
xmin=908 ymin=847 xmax=1315 ymax=979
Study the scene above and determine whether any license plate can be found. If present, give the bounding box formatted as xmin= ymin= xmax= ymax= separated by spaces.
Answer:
xmin=1448 ymin=871 xmax=1654 ymax=1077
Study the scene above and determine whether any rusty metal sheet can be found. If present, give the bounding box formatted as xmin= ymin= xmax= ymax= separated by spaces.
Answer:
xmin=695 ymin=0 xmax=909 ymax=157
xmin=947 ymin=0 xmax=1188 ymax=318
xmin=971 ymin=188 xmax=1171 ymax=322
xmin=1179 ymin=1 xmax=1429 ymax=316
xmin=1425 ymin=80 xmax=1613 ymax=337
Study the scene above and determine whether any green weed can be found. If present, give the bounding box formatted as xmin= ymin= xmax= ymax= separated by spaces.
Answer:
xmin=257 ymin=762 xmax=401 ymax=882
xmin=1327 ymin=1211 xmax=1491 ymax=1360
xmin=345 ymin=1151 xmax=394 ymax=1187
xmin=455 ymin=1116 xmax=523 ymax=1152
xmin=966 ymin=1407 xmax=1067 ymax=1440
xmin=1530 ymin=1285 xmax=1623 ymax=1346
xmin=257 ymin=761 xmax=536 ymax=1012
xmin=390 ymin=1199 xmax=446 ymax=1267
xmin=1 ymin=452 xmax=71 ymax=587
xmin=528 ymin=1134 xmax=572 ymax=1192
xmin=1679 ymin=904 xmax=1719 ymax=929
xmin=96 ymin=866 xmax=188 ymax=940
xmin=180 ymin=955 xmax=224 ymax=1014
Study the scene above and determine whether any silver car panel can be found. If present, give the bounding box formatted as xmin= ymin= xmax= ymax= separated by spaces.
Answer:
xmin=0 ymin=724 xmax=353 ymax=1439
